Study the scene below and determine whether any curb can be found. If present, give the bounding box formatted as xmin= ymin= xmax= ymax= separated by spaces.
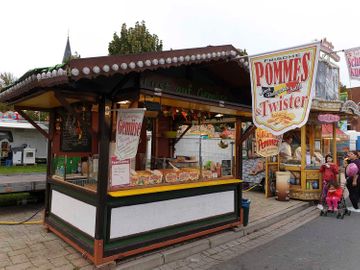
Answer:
xmin=115 ymin=202 xmax=310 ymax=270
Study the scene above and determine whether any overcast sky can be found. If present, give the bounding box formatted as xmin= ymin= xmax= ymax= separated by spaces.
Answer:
xmin=1 ymin=0 xmax=359 ymax=87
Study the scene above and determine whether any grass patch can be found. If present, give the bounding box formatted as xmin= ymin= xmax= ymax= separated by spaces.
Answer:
xmin=0 ymin=164 xmax=47 ymax=175
xmin=0 ymin=192 xmax=30 ymax=206
xmin=0 ymin=192 xmax=45 ymax=206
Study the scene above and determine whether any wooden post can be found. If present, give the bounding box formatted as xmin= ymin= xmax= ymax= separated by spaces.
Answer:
xmin=332 ymin=122 xmax=337 ymax=161
xmin=301 ymin=125 xmax=306 ymax=190
xmin=235 ymin=118 xmax=242 ymax=179
xmin=44 ymin=110 xmax=55 ymax=219
xmin=94 ymin=96 xmax=111 ymax=264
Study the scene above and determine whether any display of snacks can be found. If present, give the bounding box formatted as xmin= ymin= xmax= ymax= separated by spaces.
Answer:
xmin=130 ymin=170 xmax=163 ymax=186
xmin=163 ymin=170 xmax=178 ymax=183
xmin=181 ymin=168 xmax=200 ymax=181
xmin=127 ymin=167 xmax=220 ymax=187
xmin=202 ymin=170 xmax=213 ymax=180
xmin=178 ymin=171 xmax=190 ymax=182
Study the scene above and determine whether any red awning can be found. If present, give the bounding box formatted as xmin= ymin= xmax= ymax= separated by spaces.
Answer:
xmin=321 ymin=124 xmax=349 ymax=139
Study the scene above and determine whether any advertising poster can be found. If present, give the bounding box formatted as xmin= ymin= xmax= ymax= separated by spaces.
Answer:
xmin=110 ymin=157 xmax=130 ymax=188
xmin=249 ymin=42 xmax=320 ymax=135
xmin=345 ymin=47 xmax=360 ymax=81
xmin=115 ymin=108 xmax=146 ymax=160
xmin=255 ymin=128 xmax=283 ymax=157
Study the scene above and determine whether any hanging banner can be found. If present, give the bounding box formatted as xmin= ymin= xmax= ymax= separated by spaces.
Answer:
xmin=344 ymin=47 xmax=360 ymax=81
xmin=255 ymin=128 xmax=283 ymax=157
xmin=317 ymin=114 xmax=340 ymax=123
xmin=249 ymin=42 xmax=320 ymax=135
xmin=115 ymin=108 xmax=146 ymax=160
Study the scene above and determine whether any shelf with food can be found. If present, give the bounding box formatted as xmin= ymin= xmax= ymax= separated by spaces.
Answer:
xmin=108 ymin=178 xmax=242 ymax=197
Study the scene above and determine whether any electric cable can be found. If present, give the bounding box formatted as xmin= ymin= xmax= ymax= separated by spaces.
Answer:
xmin=0 ymin=207 xmax=44 ymax=225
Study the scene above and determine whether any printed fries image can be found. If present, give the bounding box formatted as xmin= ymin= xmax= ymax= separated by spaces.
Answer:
xmin=267 ymin=111 xmax=295 ymax=126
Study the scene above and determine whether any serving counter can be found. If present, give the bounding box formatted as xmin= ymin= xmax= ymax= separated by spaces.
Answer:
xmin=47 ymin=178 xmax=242 ymax=262
xmin=281 ymin=164 xmax=321 ymax=200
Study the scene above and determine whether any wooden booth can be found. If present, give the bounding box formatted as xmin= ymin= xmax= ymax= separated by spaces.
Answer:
xmin=0 ymin=45 xmax=252 ymax=266
xmin=264 ymin=57 xmax=353 ymax=200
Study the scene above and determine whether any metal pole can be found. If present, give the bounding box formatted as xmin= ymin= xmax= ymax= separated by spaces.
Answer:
xmin=199 ymin=135 xmax=202 ymax=178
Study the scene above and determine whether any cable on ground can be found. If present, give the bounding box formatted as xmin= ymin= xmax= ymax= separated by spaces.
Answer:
xmin=0 ymin=207 xmax=44 ymax=225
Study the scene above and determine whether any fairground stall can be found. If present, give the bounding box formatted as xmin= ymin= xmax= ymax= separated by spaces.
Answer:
xmin=249 ymin=41 xmax=354 ymax=201
xmin=0 ymin=45 xmax=252 ymax=266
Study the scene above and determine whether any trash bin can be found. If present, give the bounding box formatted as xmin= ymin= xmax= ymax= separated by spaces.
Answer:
xmin=275 ymin=171 xmax=290 ymax=201
xmin=242 ymin=198 xmax=251 ymax=226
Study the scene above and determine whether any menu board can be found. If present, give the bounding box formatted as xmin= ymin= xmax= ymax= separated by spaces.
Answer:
xmin=60 ymin=105 xmax=92 ymax=152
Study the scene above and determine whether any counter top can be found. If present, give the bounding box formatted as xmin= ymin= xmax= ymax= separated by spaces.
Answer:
xmin=108 ymin=179 xmax=242 ymax=197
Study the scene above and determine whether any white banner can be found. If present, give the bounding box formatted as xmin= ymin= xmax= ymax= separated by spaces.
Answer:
xmin=345 ymin=47 xmax=360 ymax=81
xmin=115 ymin=108 xmax=146 ymax=160
xmin=249 ymin=42 xmax=320 ymax=136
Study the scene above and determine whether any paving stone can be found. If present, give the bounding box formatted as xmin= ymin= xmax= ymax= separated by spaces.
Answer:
xmin=0 ymin=259 xmax=11 ymax=268
xmin=9 ymin=254 xmax=29 ymax=265
xmin=65 ymin=252 xmax=84 ymax=260
xmin=4 ymin=262 xmax=33 ymax=270
xmin=71 ymin=257 xmax=91 ymax=268
xmin=49 ymin=256 xmax=70 ymax=267
xmin=34 ymin=264 xmax=57 ymax=270
xmin=7 ymin=248 xmax=28 ymax=258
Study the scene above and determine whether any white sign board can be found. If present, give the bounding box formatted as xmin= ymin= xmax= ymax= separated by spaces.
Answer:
xmin=249 ymin=42 xmax=320 ymax=135
xmin=115 ymin=108 xmax=146 ymax=160
xmin=110 ymin=157 xmax=130 ymax=187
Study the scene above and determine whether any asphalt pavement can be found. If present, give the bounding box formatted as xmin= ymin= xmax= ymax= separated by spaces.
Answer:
xmin=209 ymin=207 xmax=360 ymax=270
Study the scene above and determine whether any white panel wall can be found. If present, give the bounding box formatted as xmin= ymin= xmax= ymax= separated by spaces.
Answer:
xmin=51 ymin=190 xmax=96 ymax=237
xmin=110 ymin=190 xmax=234 ymax=239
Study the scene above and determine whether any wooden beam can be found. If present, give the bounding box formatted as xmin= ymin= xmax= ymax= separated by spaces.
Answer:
xmin=240 ymin=124 xmax=256 ymax=143
xmin=15 ymin=106 xmax=51 ymax=112
xmin=16 ymin=110 xmax=49 ymax=140
xmin=174 ymin=124 xmax=192 ymax=144
xmin=110 ymin=73 xmax=136 ymax=98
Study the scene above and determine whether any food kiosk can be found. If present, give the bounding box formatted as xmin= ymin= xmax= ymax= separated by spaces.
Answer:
xmin=0 ymin=45 xmax=252 ymax=266
xmin=264 ymin=59 xmax=353 ymax=200
xmin=248 ymin=41 xmax=355 ymax=201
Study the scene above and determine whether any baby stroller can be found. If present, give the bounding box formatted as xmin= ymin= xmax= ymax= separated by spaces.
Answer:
xmin=320 ymin=181 xmax=351 ymax=219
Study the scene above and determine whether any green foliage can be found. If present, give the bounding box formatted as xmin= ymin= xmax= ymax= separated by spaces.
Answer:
xmin=108 ymin=21 xmax=163 ymax=55
xmin=0 ymin=72 xmax=16 ymax=112
xmin=339 ymin=83 xmax=347 ymax=93
xmin=24 ymin=111 xmax=49 ymax=122
xmin=0 ymin=164 xmax=46 ymax=175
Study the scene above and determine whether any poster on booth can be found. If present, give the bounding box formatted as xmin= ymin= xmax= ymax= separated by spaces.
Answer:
xmin=115 ymin=108 xmax=146 ymax=160
xmin=249 ymin=42 xmax=320 ymax=136
xmin=110 ymin=157 xmax=130 ymax=188
xmin=344 ymin=47 xmax=360 ymax=81
xmin=255 ymin=128 xmax=283 ymax=157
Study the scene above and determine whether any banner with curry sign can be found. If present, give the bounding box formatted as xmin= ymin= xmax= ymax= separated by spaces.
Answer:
xmin=115 ymin=108 xmax=146 ymax=160
xmin=255 ymin=128 xmax=283 ymax=157
xmin=344 ymin=47 xmax=360 ymax=81
xmin=249 ymin=42 xmax=320 ymax=136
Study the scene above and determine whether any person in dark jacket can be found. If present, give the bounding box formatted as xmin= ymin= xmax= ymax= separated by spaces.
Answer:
xmin=346 ymin=151 xmax=360 ymax=211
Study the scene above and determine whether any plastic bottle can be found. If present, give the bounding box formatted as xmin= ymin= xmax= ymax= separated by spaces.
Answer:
xmin=59 ymin=166 xmax=65 ymax=177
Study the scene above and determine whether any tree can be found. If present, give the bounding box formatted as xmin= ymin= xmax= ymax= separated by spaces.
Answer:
xmin=0 ymin=72 xmax=16 ymax=112
xmin=108 ymin=21 xmax=163 ymax=55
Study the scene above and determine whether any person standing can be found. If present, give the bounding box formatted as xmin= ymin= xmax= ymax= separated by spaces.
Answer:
xmin=279 ymin=135 xmax=293 ymax=162
xmin=318 ymin=154 xmax=338 ymax=209
xmin=346 ymin=151 xmax=360 ymax=212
